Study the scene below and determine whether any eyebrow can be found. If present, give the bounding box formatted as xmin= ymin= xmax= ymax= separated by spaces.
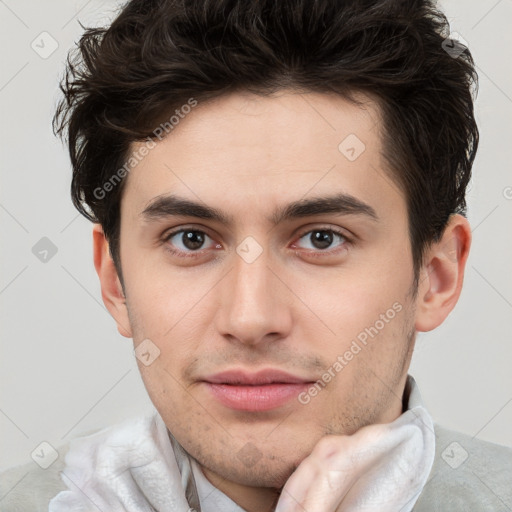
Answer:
xmin=140 ymin=192 xmax=379 ymax=225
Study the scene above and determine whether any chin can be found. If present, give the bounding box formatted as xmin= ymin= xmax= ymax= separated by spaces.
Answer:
xmin=194 ymin=439 xmax=308 ymax=489
xmin=209 ymin=457 xmax=297 ymax=489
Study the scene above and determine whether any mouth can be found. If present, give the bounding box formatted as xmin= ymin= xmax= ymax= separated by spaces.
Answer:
xmin=200 ymin=369 xmax=315 ymax=411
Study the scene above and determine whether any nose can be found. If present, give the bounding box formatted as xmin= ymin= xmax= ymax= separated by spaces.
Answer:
xmin=214 ymin=243 xmax=293 ymax=347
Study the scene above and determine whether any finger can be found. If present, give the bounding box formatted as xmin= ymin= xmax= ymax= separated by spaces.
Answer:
xmin=276 ymin=465 xmax=355 ymax=512
xmin=275 ymin=437 xmax=356 ymax=512
xmin=275 ymin=425 xmax=392 ymax=512
xmin=274 ymin=456 xmax=317 ymax=512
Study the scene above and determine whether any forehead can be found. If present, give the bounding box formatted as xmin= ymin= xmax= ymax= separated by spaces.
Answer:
xmin=121 ymin=90 xmax=404 ymax=227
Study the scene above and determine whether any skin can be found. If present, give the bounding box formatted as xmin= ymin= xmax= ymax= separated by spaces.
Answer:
xmin=93 ymin=89 xmax=471 ymax=512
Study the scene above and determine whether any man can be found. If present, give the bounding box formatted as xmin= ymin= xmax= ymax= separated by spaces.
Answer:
xmin=1 ymin=0 xmax=510 ymax=510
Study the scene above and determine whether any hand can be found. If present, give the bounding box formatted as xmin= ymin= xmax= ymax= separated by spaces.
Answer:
xmin=274 ymin=409 xmax=434 ymax=512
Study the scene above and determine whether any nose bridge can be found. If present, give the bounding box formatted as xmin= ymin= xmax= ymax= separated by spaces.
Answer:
xmin=216 ymin=239 xmax=290 ymax=344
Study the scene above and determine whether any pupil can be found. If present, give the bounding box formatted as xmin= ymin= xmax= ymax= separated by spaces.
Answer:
xmin=183 ymin=231 xmax=204 ymax=250
xmin=311 ymin=230 xmax=332 ymax=249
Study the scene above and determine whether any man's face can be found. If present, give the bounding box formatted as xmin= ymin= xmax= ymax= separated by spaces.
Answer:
xmin=118 ymin=90 xmax=419 ymax=488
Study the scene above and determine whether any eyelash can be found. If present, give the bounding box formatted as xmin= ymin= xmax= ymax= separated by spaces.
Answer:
xmin=293 ymin=227 xmax=353 ymax=259
xmin=162 ymin=226 xmax=353 ymax=259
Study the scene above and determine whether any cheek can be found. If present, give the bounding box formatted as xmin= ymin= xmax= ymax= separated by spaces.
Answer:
xmin=307 ymin=273 xmax=413 ymax=388
xmin=316 ymin=271 xmax=409 ymax=338
xmin=125 ymin=268 xmax=199 ymax=342
xmin=136 ymin=360 xmax=191 ymax=422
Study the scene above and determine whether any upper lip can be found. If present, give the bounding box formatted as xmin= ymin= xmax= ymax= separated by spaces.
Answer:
xmin=202 ymin=369 xmax=314 ymax=385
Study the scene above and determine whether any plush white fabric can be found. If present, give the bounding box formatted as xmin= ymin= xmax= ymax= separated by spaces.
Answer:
xmin=48 ymin=376 xmax=434 ymax=512
xmin=190 ymin=459 xmax=246 ymax=512
xmin=48 ymin=413 xmax=191 ymax=512
xmin=275 ymin=404 xmax=435 ymax=512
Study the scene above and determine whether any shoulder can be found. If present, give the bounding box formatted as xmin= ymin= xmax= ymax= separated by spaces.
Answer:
xmin=413 ymin=423 xmax=512 ymax=511
xmin=0 ymin=446 xmax=70 ymax=512
xmin=0 ymin=413 xmax=160 ymax=511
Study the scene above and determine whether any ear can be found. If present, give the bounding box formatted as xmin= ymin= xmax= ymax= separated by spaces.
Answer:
xmin=92 ymin=224 xmax=133 ymax=338
xmin=415 ymin=214 xmax=472 ymax=332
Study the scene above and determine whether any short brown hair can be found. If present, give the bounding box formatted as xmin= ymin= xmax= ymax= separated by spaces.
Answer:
xmin=53 ymin=0 xmax=479 ymax=289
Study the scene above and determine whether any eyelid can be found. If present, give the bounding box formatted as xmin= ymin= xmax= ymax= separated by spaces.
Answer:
xmin=162 ymin=223 xmax=218 ymax=241
xmin=162 ymin=224 xmax=354 ymax=258
xmin=161 ymin=226 xmax=221 ymax=257
xmin=293 ymin=224 xmax=354 ymax=244
xmin=287 ymin=227 xmax=352 ymax=259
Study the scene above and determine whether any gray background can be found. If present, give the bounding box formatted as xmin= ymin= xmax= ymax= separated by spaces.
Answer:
xmin=1 ymin=0 xmax=511 ymax=471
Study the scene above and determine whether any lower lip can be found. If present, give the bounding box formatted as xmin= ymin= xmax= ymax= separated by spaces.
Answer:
xmin=205 ymin=382 xmax=310 ymax=411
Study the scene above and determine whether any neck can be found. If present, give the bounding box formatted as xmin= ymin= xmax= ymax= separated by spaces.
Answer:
xmin=201 ymin=466 xmax=280 ymax=512
xmin=197 ymin=375 xmax=412 ymax=512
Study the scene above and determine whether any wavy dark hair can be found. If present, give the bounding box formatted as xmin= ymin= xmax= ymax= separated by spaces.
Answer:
xmin=53 ymin=0 xmax=478 ymax=290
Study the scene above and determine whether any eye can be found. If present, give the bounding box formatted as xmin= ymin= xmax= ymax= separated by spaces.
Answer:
xmin=163 ymin=228 xmax=219 ymax=257
xmin=292 ymin=228 xmax=351 ymax=254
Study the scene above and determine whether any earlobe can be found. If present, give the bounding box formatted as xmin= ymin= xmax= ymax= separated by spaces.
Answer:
xmin=92 ymin=224 xmax=133 ymax=338
xmin=415 ymin=214 xmax=472 ymax=332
